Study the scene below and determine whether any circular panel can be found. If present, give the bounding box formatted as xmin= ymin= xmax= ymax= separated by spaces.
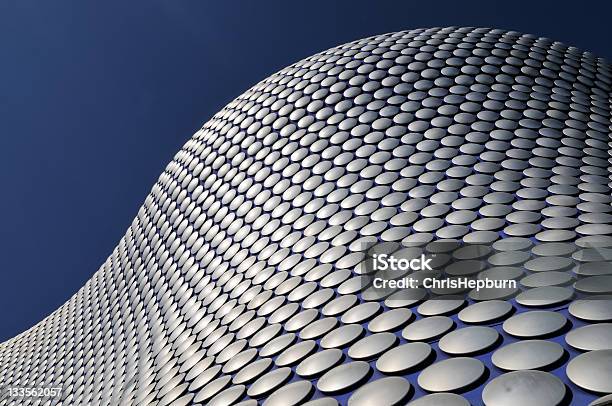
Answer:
xmin=368 ymin=308 xmax=414 ymax=332
xmin=317 ymin=361 xmax=371 ymax=394
xmin=515 ymin=286 xmax=573 ymax=307
xmin=417 ymin=357 xmax=485 ymax=392
xmin=569 ymin=297 xmax=612 ymax=321
xmin=348 ymin=377 xmax=412 ymax=406
xmin=482 ymin=370 xmax=566 ymax=406
xmin=417 ymin=300 xmax=465 ymax=316
xmin=402 ymin=316 xmax=454 ymax=341
xmin=575 ymin=276 xmax=612 ymax=295
xmin=565 ymin=324 xmax=612 ymax=351
xmin=502 ymin=311 xmax=567 ymax=338
xmin=260 ymin=333 xmax=296 ymax=357
xmin=348 ymin=332 xmax=397 ymax=360
xmin=458 ymin=301 xmax=514 ymax=324
xmin=263 ymin=380 xmax=313 ymax=406
xmin=233 ymin=358 xmax=273 ymax=385
xmin=208 ymin=385 xmax=246 ymax=406
xmin=321 ymin=324 xmax=364 ymax=349
xmin=376 ymin=342 xmax=433 ymax=374
xmin=194 ymin=376 xmax=232 ymax=403
xmin=303 ymin=398 xmax=339 ymax=406
xmin=223 ymin=348 xmax=258 ymax=374
xmin=491 ymin=340 xmax=565 ymax=370
xmin=590 ymin=394 xmax=612 ymax=406
xmin=438 ymin=326 xmax=499 ymax=355
xmin=407 ymin=393 xmax=469 ymax=406
xmin=566 ymin=350 xmax=612 ymax=393
xmin=275 ymin=340 xmax=317 ymax=366
xmin=247 ymin=367 xmax=293 ymax=398
xmin=385 ymin=288 xmax=428 ymax=308
xmin=189 ymin=365 xmax=222 ymax=391
xmin=296 ymin=348 xmax=344 ymax=378
xmin=520 ymin=271 xmax=573 ymax=288
xmin=341 ymin=302 xmax=382 ymax=324
xmin=300 ymin=317 xmax=339 ymax=340
xmin=323 ymin=295 xmax=359 ymax=316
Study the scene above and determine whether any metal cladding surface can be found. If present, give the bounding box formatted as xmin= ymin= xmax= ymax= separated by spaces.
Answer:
xmin=0 ymin=27 xmax=611 ymax=405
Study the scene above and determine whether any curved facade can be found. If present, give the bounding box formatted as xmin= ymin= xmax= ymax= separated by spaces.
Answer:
xmin=1 ymin=27 xmax=612 ymax=405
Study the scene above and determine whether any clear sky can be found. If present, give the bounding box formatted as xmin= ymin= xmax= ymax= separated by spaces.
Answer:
xmin=0 ymin=0 xmax=610 ymax=341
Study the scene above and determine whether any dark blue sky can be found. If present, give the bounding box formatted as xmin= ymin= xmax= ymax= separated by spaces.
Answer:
xmin=0 ymin=0 xmax=610 ymax=341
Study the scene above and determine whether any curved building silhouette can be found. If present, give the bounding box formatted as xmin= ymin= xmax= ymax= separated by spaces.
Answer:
xmin=1 ymin=27 xmax=612 ymax=406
